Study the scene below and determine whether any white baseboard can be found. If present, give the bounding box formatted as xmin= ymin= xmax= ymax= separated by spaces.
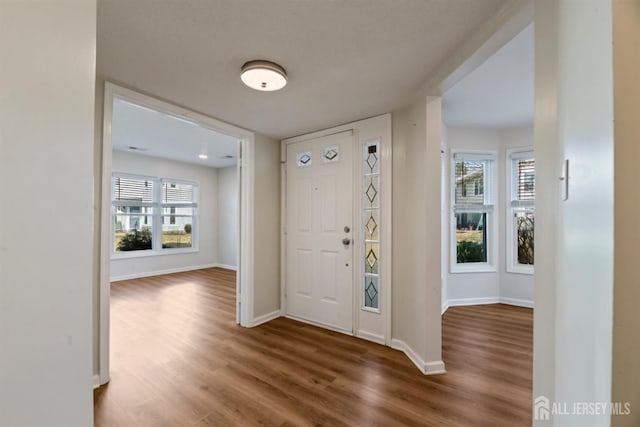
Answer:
xmin=445 ymin=296 xmax=533 ymax=308
xmin=93 ymin=374 xmax=101 ymax=389
xmin=214 ymin=263 xmax=237 ymax=271
xmin=111 ymin=263 xmax=217 ymax=282
xmin=391 ymin=338 xmax=446 ymax=376
xmin=356 ymin=330 xmax=386 ymax=345
xmin=251 ymin=309 xmax=281 ymax=327
xmin=441 ymin=301 xmax=449 ymax=315
xmin=499 ymin=297 xmax=534 ymax=308
xmin=447 ymin=297 xmax=501 ymax=306
xmin=424 ymin=360 xmax=447 ymax=375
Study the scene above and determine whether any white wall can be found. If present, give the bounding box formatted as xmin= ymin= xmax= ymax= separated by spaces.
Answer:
xmin=443 ymin=126 xmax=534 ymax=306
xmin=0 ymin=2 xmax=96 ymax=426
xmin=392 ymin=96 xmax=444 ymax=373
xmin=111 ymin=151 xmax=218 ymax=280
xmin=534 ymin=1 xmax=614 ymax=426
xmin=252 ymin=134 xmax=281 ymax=318
xmin=217 ymin=166 xmax=238 ymax=268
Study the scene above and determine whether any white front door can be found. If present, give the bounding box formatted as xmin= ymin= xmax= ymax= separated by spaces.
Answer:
xmin=286 ymin=131 xmax=353 ymax=332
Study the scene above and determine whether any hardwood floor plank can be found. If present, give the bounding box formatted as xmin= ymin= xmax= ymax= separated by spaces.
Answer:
xmin=94 ymin=268 xmax=532 ymax=426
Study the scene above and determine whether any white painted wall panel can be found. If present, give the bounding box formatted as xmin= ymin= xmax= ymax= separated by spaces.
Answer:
xmin=216 ymin=166 xmax=238 ymax=268
xmin=0 ymin=2 xmax=96 ymax=425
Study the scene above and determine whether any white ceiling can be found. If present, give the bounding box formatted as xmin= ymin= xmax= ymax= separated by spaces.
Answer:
xmin=442 ymin=23 xmax=534 ymax=128
xmin=97 ymin=0 xmax=513 ymax=140
xmin=112 ymin=98 xmax=239 ymax=168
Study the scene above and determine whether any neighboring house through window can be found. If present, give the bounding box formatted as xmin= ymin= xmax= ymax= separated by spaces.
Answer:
xmin=112 ymin=173 xmax=198 ymax=256
xmin=451 ymin=151 xmax=496 ymax=273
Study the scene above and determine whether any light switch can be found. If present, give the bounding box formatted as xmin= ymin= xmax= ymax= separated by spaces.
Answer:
xmin=560 ymin=159 xmax=569 ymax=201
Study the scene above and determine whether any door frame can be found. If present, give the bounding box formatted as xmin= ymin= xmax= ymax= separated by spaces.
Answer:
xmin=98 ymin=82 xmax=256 ymax=385
xmin=280 ymin=114 xmax=392 ymax=345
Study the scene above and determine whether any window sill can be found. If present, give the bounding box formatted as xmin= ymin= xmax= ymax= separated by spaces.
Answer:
xmin=506 ymin=266 xmax=534 ymax=275
xmin=450 ymin=264 xmax=497 ymax=274
xmin=111 ymin=248 xmax=199 ymax=260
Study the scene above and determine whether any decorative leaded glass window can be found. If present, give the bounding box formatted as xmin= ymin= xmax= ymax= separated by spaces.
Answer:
xmin=363 ymin=140 xmax=380 ymax=310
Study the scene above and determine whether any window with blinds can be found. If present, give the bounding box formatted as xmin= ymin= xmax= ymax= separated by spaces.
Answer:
xmin=112 ymin=173 xmax=198 ymax=255
xmin=512 ymin=158 xmax=535 ymax=202
xmin=161 ymin=180 xmax=197 ymax=249
xmin=508 ymin=151 xmax=535 ymax=273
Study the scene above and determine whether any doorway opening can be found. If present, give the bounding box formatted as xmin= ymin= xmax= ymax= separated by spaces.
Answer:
xmin=98 ymin=82 xmax=256 ymax=385
xmin=441 ymin=23 xmax=535 ymax=313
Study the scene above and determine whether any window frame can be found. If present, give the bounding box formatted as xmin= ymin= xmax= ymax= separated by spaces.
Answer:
xmin=450 ymin=150 xmax=497 ymax=274
xmin=506 ymin=148 xmax=535 ymax=275
xmin=111 ymin=172 xmax=199 ymax=259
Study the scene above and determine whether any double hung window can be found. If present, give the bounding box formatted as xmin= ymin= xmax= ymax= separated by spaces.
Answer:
xmin=451 ymin=152 xmax=496 ymax=272
xmin=112 ymin=173 xmax=198 ymax=256
xmin=507 ymin=150 xmax=535 ymax=273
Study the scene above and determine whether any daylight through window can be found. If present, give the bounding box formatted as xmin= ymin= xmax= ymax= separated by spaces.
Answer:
xmin=112 ymin=174 xmax=198 ymax=255
xmin=508 ymin=151 xmax=535 ymax=273
xmin=452 ymin=153 xmax=495 ymax=271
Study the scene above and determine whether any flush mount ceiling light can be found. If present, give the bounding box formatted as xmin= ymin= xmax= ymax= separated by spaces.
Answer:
xmin=240 ymin=60 xmax=287 ymax=91
xmin=198 ymin=154 xmax=208 ymax=159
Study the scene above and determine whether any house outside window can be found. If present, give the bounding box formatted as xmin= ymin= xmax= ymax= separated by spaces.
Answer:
xmin=112 ymin=173 xmax=198 ymax=257
xmin=451 ymin=151 xmax=496 ymax=273
xmin=507 ymin=150 xmax=535 ymax=274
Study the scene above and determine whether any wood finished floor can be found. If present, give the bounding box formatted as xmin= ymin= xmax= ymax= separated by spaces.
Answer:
xmin=94 ymin=268 xmax=533 ymax=426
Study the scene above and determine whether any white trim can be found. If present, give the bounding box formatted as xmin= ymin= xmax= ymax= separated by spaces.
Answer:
xmin=447 ymin=297 xmax=501 ymax=307
xmin=251 ymin=309 xmax=281 ymax=327
xmin=391 ymin=339 xmax=446 ymax=376
xmin=279 ymin=159 xmax=287 ymax=318
xmin=215 ymin=263 xmax=237 ymax=271
xmin=356 ymin=330 xmax=386 ymax=345
xmin=499 ymin=297 xmax=534 ymax=308
xmin=441 ymin=301 xmax=450 ymax=315
xmin=93 ymin=374 xmax=101 ymax=389
xmin=425 ymin=361 xmax=447 ymax=375
xmin=380 ymin=114 xmax=393 ymax=346
xmin=238 ymin=135 xmax=255 ymax=328
xmin=450 ymin=149 xmax=499 ymax=274
xmin=110 ymin=263 xmax=217 ymax=282
xmin=445 ymin=297 xmax=534 ymax=308
xmin=99 ymin=82 xmax=255 ymax=386
xmin=111 ymin=247 xmax=199 ymax=260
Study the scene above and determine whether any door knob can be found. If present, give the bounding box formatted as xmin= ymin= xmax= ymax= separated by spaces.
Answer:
xmin=342 ymin=238 xmax=351 ymax=245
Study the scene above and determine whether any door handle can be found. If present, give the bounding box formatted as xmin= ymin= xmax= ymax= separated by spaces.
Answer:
xmin=342 ymin=238 xmax=351 ymax=245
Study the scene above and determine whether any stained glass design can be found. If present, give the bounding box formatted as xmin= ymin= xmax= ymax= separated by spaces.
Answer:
xmin=364 ymin=176 xmax=380 ymax=209
xmin=363 ymin=140 xmax=380 ymax=310
xmin=322 ymin=145 xmax=339 ymax=162
xmin=364 ymin=275 xmax=379 ymax=308
xmin=365 ymin=243 xmax=378 ymax=274
xmin=297 ymin=152 xmax=312 ymax=167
